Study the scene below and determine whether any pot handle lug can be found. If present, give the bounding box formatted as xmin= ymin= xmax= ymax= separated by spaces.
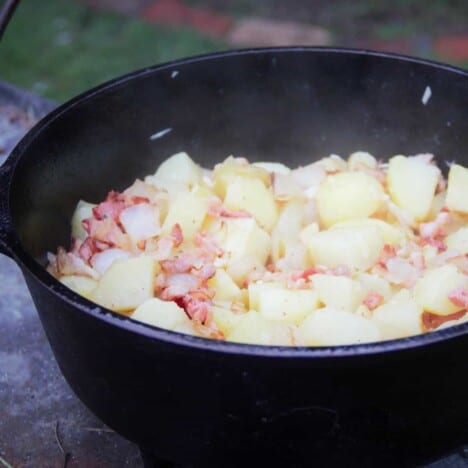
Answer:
xmin=0 ymin=161 xmax=14 ymax=258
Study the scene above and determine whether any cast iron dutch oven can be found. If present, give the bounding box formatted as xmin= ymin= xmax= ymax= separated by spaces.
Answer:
xmin=1 ymin=48 xmax=468 ymax=467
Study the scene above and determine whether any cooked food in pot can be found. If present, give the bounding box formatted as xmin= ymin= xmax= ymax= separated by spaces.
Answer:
xmin=47 ymin=151 xmax=468 ymax=346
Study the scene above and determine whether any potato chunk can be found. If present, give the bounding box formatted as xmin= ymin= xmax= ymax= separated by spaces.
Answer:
xmin=332 ymin=219 xmax=404 ymax=246
xmin=60 ymin=275 xmax=98 ymax=298
xmin=153 ymin=152 xmax=202 ymax=188
xmin=227 ymin=311 xmax=296 ymax=345
xmin=71 ymin=200 xmax=96 ymax=241
xmin=218 ymin=218 xmax=271 ymax=264
xmin=91 ymin=256 xmax=158 ymax=312
xmin=387 ymin=155 xmax=440 ymax=221
xmin=446 ymin=164 xmax=468 ymax=213
xmin=257 ymin=285 xmax=319 ymax=324
xmin=303 ymin=224 xmax=384 ymax=271
xmin=312 ymin=274 xmax=364 ymax=312
xmin=316 ymin=172 xmax=384 ymax=227
xmin=162 ymin=192 xmax=208 ymax=240
xmin=132 ymin=297 xmax=190 ymax=330
xmin=211 ymin=305 xmax=243 ymax=336
xmin=445 ymin=227 xmax=468 ymax=255
xmin=414 ymin=264 xmax=468 ymax=316
xmin=208 ymin=269 xmax=242 ymax=302
xmin=298 ymin=307 xmax=380 ymax=346
xmin=224 ymin=176 xmax=278 ymax=231
xmin=372 ymin=290 xmax=422 ymax=340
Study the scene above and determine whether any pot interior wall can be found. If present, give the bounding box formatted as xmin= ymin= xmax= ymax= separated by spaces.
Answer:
xmin=8 ymin=49 xmax=468 ymax=258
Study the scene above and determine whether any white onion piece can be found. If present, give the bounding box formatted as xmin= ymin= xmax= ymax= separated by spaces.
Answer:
xmin=91 ymin=249 xmax=131 ymax=276
xmin=164 ymin=273 xmax=199 ymax=296
xmin=291 ymin=163 xmax=326 ymax=197
xmin=385 ymin=257 xmax=420 ymax=286
xmin=120 ymin=203 xmax=161 ymax=242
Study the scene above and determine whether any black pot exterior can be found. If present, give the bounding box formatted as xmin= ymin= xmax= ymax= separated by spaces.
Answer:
xmin=2 ymin=48 xmax=468 ymax=466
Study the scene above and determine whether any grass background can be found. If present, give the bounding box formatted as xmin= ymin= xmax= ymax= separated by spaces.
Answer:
xmin=0 ymin=0 xmax=225 ymax=102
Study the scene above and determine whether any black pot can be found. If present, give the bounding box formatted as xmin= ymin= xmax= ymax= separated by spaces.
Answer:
xmin=1 ymin=48 xmax=467 ymax=467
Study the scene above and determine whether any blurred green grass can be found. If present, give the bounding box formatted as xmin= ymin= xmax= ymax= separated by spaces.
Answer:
xmin=0 ymin=0 xmax=225 ymax=102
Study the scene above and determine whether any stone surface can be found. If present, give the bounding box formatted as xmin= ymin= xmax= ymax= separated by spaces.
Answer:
xmin=227 ymin=18 xmax=331 ymax=47
xmin=142 ymin=0 xmax=233 ymax=37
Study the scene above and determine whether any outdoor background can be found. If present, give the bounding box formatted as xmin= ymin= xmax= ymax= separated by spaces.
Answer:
xmin=1 ymin=0 xmax=468 ymax=102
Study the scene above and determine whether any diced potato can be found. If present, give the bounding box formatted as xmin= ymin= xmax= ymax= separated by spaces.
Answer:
xmin=152 ymin=152 xmax=202 ymax=188
xmin=60 ymin=275 xmax=98 ymax=298
xmin=387 ymin=155 xmax=440 ymax=221
xmin=173 ymin=321 xmax=197 ymax=336
xmin=312 ymin=274 xmax=364 ymax=312
xmin=414 ymin=264 xmax=468 ymax=315
xmin=316 ymin=172 xmax=384 ymax=228
xmin=253 ymin=161 xmax=291 ymax=174
xmin=91 ymin=256 xmax=158 ymax=312
xmin=218 ymin=218 xmax=271 ymax=264
xmin=213 ymin=157 xmax=271 ymax=198
xmin=298 ymin=307 xmax=380 ymax=346
xmin=71 ymin=200 xmax=96 ymax=241
xmin=208 ymin=269 xmax=241 ymax=302
xmin=226 ymin=255 xmax=266 ymax=287
xmin=211 ymin=305 xmax=243 ymax=336
xmin=303 ymin=224 xmax=384 ymax=271
xmin=123 ymin=179 xmax=160 ymax=204
xmin=359 ymin=273 xmax=393 ymax=301
xmin=248 ymin=282 xmax=284 ymax=311
xmin=224 ymin=176 xmax=278 ymax=231
xmin=227 ymin=311 xmax=295 ymax=345
xmin=257 ymin=286 xmax=319 ymax=324
xmin=132 ymin=297 xmax=190 ymax=330
xmin=428 ymin=191 xmax=446 ymax=220
xmin=316 ymin=154 xmax=347 ymax=172
xmin=331 ymin=219 xmax=404 ymax=246
xmin=347 ymin=151 xmax=377 ymax=170
xmin=445 ymin=227 xmax=468 ymax=255
xmin=372 ymin=290 xmax=422 ymax=340
xmin=446 ymin=164 xmax=468 ymax=213
xmin=299 ymin=222 xmax=320 ymax=246
xmin=162 ymin=192 xmax=208 ymax=240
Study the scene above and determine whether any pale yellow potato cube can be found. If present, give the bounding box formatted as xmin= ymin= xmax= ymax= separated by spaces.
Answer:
xmin=316 ymin=172 xmax=384 ymax=228
xmin=303 ymin=224 xmax=384 ymax=271
xmin=445 ymin=227 xmax=468 ymax=255
xmin=371 ymin=290 xmax=422 ymax=340
xmin=414 ymin=264 xmax=468 ymax=316
xmin=252 ymin=161 xmax=291 ymax=174
xmin=213 ymin=157 xmax=271 ymax=198
xmin=312 ymin=274 xmax=364 ymax=312
xmin=123 ymin=179 xmax=160 ymax=204
xmin=71 ymin=200 xmax=96 ymax=241
xmin=227 ymin=311 xmax=296 ymax=346
xmin=387 ymin=155 xmax=440 ymax=221
xmin=132 ymin=297 xmax=189 ymax=330
xmin=224 ymin=176 xmax=278 ymax=231
xmin=225 ymin=255 xmax=266 ymax=287
xmin=347 ymin=151 xmax=377 ymax=170
xmin=91 ymin=256 xmax=158 ymax=312
xmin=331 ymin=219 xmax=404 ymax=246
xmin=153 ymin=152 xmax=202 ymax=188
xmin=208 ymin=269 xmax=241 ymax=302
xmin=219 ymin=218 xmax=271 ymax=264
xmin=257 ymin=286 xmax=319 ymax=324
xmin=162 ymin=192 xmax=208 ymax=240
xmin=298 ymin=307 xmax=380 ymax=346
xmin=211 ymin=305 xmax=243 ymax=336
xmin=60 ymin=275 xmax=98 ymax=298
xmin=248 ymin=282 xmax=284 ymax=311
xmin=299 ymin=223 xmax=320 ymax=246
xmin=446 ymin=164 xmax=468 ymax=213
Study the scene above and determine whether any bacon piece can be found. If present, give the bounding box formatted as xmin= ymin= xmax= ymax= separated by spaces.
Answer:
xmin=208 ymin=204 xmax=252 ymax=219
xmin=130 ymin=196 xmax=150 ymax=205
xmin=419 ymin=212 xmax=452 ymax=239
xmin=83 ymin=217 xmax=131 ymax=250
xmin=448 ymin=287 xmax=468 ymax=309
xmin=419 ymin=237 xmax=447 ymax=252
xmin=363 ymin=291 xmax=384 ymax=311
xmin=54 ymin=247 xmax=99 ymax=279
xmin=422 ymin=310 xmax=467 ymax=332
xmin=160 ymin=258 xmax=193 ymax=274
xmin=378 ymin=244 xmax=397 ymax=268
xmin=78 ymin=237 xmax=99 ymax=263
xmin=194 ymin=231 xmax=224 ymax=259
xmin=92 ymin=191 xmax=126 ymax=222
xmin=171 ymin=223 xmax=183 ymax=247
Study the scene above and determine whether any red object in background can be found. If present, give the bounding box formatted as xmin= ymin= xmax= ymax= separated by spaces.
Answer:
xmin=434 ymin=35 xmax=468 ymax=61
xmin=142 ymin=0 xmax=233 ymax=37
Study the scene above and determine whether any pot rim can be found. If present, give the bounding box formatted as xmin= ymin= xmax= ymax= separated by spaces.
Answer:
xmin=4 ymin=46 xmax=468 ymax=358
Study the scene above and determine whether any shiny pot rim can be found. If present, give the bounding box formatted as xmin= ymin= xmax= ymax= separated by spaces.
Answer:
xmin=1 ymin=46 xmax=468 ymax=358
